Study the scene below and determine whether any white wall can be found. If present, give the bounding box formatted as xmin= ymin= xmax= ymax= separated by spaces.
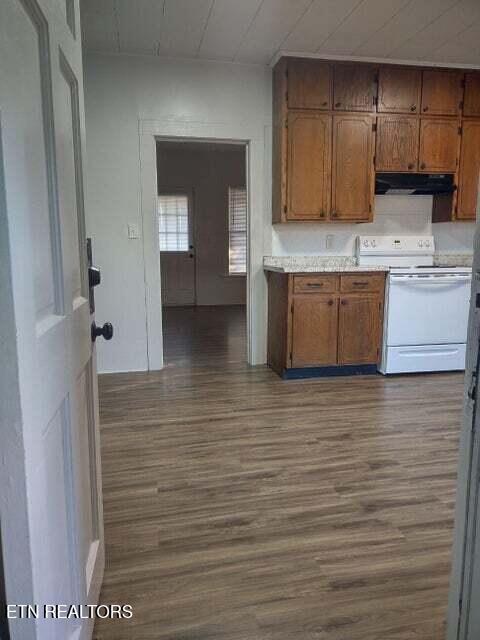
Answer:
xmin=84 ymin=53 xmax=271 ymax=373
xmin=156 ymin=142 xmax=246 ymax=306
xmin=273 ymin=195 xmax=475 ymax=256
xmin=84 ymin=52 xmax=474 ymax=373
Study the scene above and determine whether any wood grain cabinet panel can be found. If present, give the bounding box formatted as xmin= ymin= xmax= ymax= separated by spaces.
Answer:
xmin=291 ymin=296 xmax=338 ymax=367
xmin=378 ymin=66 xmax=421 ymax=114
xmin=419 ymin=118 xmax=460 ymax=172
xmin=288 ymin=59 xmax=332 ymax=110
xmin=421 ymin=69 xmax=463 ymax=116
xmin=287 ymin=112 xmax=331 ymax=220
xmin=338 ymin=295 xmax=382 ymax=365
xmin=375 ymin=116 xmax=419 ymax=172
xmin=293 ymin=275 xmax=338 ymax=294
xmin=340 ymin=274 xmax=385 ymax=293
xmin=333 ymin=64 xmax=377 ymax=112
xmin=331 ymin=115 xmax=375 ymax=221
xmin=456 ymin=119 xmax=480 ymax=221
xmin=463 ymin=73 xmax=480 ymax=117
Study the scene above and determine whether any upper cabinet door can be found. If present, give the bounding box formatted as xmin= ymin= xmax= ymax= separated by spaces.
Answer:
xmin=288 ymin=59 xmax=332 ymax=110
xmin=457 ymin=120 xmax=480 ymax=220
xmin=419 ymin=118 xmax=460 ymax=172
xmin=377 ymin=66 xmax=422 ymax=114
xmin=376 ymin=116 xmax=419 ymax=172
xmin=333 ymin=64 xmax=377 ymax=112
xmin=463 ymin=73 xmax=480 ymax=117
xmin=331 ymin=115 xmax=375 ymax=221
xmin=286 ymin=112 xmax=332 ymax=220
xmin=421 ymin=70 xmax=463 ymax=116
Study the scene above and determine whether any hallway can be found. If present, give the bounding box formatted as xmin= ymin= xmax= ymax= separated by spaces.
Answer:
xmin=94 ymin=306 xmax=462 ymax=640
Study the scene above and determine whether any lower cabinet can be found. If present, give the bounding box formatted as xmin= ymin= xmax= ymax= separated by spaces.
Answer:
xmin=291 ymin=296 xmax=338 ymax=367
xmin=338 ymin=295 xmax=382 ymax=364
xmin=267 ymin=271 xmax=386 ymax=376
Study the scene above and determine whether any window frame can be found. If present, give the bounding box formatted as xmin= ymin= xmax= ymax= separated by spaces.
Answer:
xmin=157 ymin=189 xmax=193 ymax=254
xmin=227 ymin=186 xmax=247 ymax=276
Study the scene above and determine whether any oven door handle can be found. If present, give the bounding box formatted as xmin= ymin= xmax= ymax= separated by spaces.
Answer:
xmin=390 ymin=276 xmax=471 ymax=285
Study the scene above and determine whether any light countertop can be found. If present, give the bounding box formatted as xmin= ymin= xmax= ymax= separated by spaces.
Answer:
xmin=263 ymin=256 xmax=388 ymax=273
xmin=264 ymin=253 xmax=473 ymax=273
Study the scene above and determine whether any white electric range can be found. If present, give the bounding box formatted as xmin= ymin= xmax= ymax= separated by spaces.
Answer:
xmin=357 ymin=235 xmax=472 ymax=374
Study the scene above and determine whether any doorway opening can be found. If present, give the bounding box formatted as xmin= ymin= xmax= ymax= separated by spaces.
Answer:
xmin=156 ymin=140 xmax=248 ymax=367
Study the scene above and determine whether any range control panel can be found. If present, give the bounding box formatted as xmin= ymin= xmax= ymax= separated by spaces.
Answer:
xmin=357 ymin=235 xmax=435 ymax=255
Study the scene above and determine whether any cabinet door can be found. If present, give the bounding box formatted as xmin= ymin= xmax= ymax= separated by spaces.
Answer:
xmin=333 ymin=64 xmax=377 ymax=112
xmin=288 ymin=59 xmax=332 ymax=110
xmin=331 ymin=115 xmax=374 ymax=221
xmin=338 ymin=296 xmax=381 ymax=365
xmin=378 ymin=66 xmax=422 ymax=114
xmin=421 ymin=70 xmax=463 ymax=116
xmin=463 ymin=73 xmax=480 ymax=117
xmin=457 ymin=120 xmax=480 ymax=221
xmin=291 ymin=296 xmax=338 ymax=367
xmin=376 ymin=116 xmax=419 ymax=171
xmin=419 ymin=118 xmax=460 ymax=172
xmin=287 ymin=112 xmax=331 ymax=220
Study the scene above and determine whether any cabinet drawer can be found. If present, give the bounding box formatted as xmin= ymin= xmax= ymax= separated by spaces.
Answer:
xmin=340 ymin=274 xmax=384 ymax=293
xmin=293 ymin=275 xmax=339 ymax=294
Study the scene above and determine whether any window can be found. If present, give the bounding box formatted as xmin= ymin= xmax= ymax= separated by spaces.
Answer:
xmin=228 ymin=187 xmax=247 ymax=274
xmin=158 ymin=194 xmax=189 ymax=252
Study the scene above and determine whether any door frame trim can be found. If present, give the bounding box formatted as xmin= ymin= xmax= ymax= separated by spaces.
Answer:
xmin=139 ymin=118 xmax=267 ymax=368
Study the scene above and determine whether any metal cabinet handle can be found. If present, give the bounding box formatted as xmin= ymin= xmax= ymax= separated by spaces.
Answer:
xmin=328 ymin=299 xmax=334 ymax=306
xmin=407 ymin=163 xmax=414 ymax=170
xmin=335 ymin=102 xmax=341 ymax=108
xmin=420 ymin=162 xmax=426 ymax=170
xmin=410 ymin=105 xmax=416 ymax=112
xmin=352 ymin=281 xmax=368 ymax=286
xmin=423 ymin=106 xmax=429 ymax=112
xmin=306 ymin=283 xmax=324 ymax=288
xmin=341 ymin=299 xmax=347 ymax=306
xmin=322 ymin=101 xmax=328 ymax=107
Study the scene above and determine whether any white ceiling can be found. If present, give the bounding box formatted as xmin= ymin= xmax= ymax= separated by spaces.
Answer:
xmin=81 ymin=0 xmax=480 ymax=67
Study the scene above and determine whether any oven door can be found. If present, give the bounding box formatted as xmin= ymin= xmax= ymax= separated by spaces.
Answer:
xmin=386 ymin=274 xmax=471 ymax=346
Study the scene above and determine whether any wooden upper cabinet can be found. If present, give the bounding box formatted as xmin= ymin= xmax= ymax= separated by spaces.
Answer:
xmin=376 ymin=116 xmax=419 ymax=172
xmin=421 ymin=70 xmax=463 ymax=116
xmin=418 ymin=118 xmax=460 ymax=172
xmin=338 ymin=295 xmax=382 ymax=365
xmin=377 ymin=66 xmax=421 ymax=114
xmin=456 ymin=120 xmax=480 ymax=221
xmin=331 ymin=115 xmax=374 ymax=221
xmin=287 ymin=59 xmax=332 ymax=110
xmin=333 ymin=64 xmax=377 ymax=112
xmin=286 ymin=112 xmax=331 ymax=220
xmin=291 ymin=296 xmax=338 ymax=367
xmin=463 ymin=73 xmax=480 ymax=117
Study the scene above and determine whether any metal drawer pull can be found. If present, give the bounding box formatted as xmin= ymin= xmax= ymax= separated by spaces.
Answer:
xmin=306 ymin=282 xmax=324 ymax=287
xmin=352 ymin=281 xmax=369 ymax=286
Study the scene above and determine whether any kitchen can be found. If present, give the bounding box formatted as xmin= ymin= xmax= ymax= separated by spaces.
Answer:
xmin=266 ymin=58 xmax=476 ymax=379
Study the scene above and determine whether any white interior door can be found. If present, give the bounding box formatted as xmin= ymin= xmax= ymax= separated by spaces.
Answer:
xmin=0 ymin=1 xmax=104 ymax=639
xmin=159 ymin=191 xmax=196 ymax=306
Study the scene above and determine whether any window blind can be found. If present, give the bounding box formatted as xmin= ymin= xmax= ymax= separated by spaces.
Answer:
xmin=228 ymin=187 xmax=247 ymax=274
xmin=158 ymin=194 xmax=189 ymax=252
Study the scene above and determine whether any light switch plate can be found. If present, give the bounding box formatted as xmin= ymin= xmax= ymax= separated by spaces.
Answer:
xmin=127 ymin=223 xmax=140 ymax=239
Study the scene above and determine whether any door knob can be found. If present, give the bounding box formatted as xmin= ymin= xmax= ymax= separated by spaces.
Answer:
xmin=91 ymin=322 xmax=113 ymax=342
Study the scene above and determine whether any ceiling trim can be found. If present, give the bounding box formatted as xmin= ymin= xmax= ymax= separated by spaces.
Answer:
xmin=271 ymin=50 xmax=480 ymax=70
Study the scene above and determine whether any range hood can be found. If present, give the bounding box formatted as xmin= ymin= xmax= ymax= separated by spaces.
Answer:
xmin=375 ymin=173 xmax=456 ymax=195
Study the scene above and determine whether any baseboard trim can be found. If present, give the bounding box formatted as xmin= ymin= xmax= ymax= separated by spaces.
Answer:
xmin=281 ymin=364 xmax=378 ymax=380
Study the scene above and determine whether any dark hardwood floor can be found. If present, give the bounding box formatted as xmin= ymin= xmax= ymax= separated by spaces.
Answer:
xmin=94 ymin=305 xmax=463 ymax=640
